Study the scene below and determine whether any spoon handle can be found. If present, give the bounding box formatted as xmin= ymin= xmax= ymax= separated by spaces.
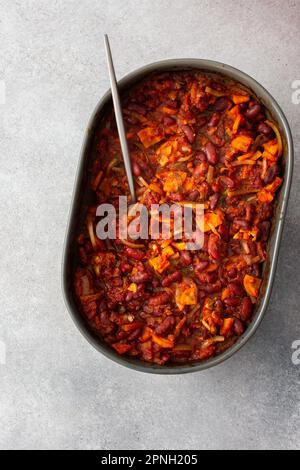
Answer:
xmin=104 ymin=34 xmax=136 ymax=203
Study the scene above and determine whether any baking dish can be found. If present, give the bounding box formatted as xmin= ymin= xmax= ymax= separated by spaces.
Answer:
xmin=62 ymin=59 xmax=293 ymax=374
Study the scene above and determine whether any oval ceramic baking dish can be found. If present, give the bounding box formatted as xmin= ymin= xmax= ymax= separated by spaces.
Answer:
xmin=62 ymin=59 xmax=293 ymax=374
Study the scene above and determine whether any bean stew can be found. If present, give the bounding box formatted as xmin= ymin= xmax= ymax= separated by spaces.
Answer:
xmin=73 ymin=71 xmax=283 ymax=365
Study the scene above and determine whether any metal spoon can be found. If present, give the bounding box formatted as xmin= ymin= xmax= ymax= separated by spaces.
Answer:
xmin=104 ymin=34 xmax=136 ymax=203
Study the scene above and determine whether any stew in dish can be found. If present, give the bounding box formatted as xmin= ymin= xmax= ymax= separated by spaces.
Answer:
xmin=74 ymin=71 xmax=283 ymax=365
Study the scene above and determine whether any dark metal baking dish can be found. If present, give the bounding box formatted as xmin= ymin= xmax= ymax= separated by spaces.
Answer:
xmin=62 ymin=59 xmax=293 ymax=374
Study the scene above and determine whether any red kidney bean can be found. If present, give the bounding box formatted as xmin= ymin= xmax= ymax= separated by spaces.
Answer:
xmin=234 ymin=319 xmax=245 ymax=336
xmin=202 ymin=232 xmax=209 ymax=252
xmin=253 ymin=176 xmax=263 ymax=189
xmin=136 ymin=283 xmax=145 ymax=293
xmin=198 ymin=270 xmax=218 ymax=284
xmin=100 ymin=310 xmax=112 ymax=326
xmin=115 ymin=330 xmax=127 ymax=340
xmin=120 ymin=262 xmax=132 ymax=273
xmin=207 ymin=112 xmax=221 ymax=127
xmin=195 ymin=151 xmax=207 ymax=162
xmin=161 ymin=271 xmax=182 ymax=287
xmin=210 ymin=193 xmax=220 ymax=210
xmin=138 ymin=159 xmax=151 ymax=172
xmin=195 ymin=260 xmax=209 ymax=271
xmin=240 ymin=297 xmax=253 ymax=321
xmin=125 ymin=292 xmax=134 ymax=302
xmin=127 ymin=102 xmax=146 ymax=115
xmin=159 ymin=352 xmax=170 ymax=363
xmin=215 ymin=299 xmax=223 ymax=311
xmin=181 ymin=124 xmax=195 ymax=143
xmin=228 ymin=282 xmax=245 ymax=297
xmin=251 ymin=263 xmax=261 ymax=277
xmin=211 ymin=134 xmax=224 ymax=146
xmin=198 ymin=116 xmax=207 ymax=128
xmin=155 ymin=316 xmax=175 ymax=335
xmin=130 ymin=272 xmax=151 ymax=283
xmin=224 ymin=297 xmax=241 ymax=307
xmin=227 ymin=268 xmax=237 ymax=279
xmin=205 ymin=142 xmax=219 ymax=165
xmin=83 ymin=301 xmax=97 ymax=320
xmin=99 ymin=299 xmax=108 ymax=313
xmin=208 ymin=233 xmax=221 ymax=260
xmin=258 ymin=122 xmax=273 ymax=137
xmin=148 ymin=292 xmax=171 ymax=306
xmin=163 ymin=116 xmax=176 ymax=126
xmin=254 ymin=113 xmax=265 ymax=123
xmin=245 ymin=104 xmax=261 ymax=120
xmin=111 ymin=277 xmax=123 ymax=287
xmin=216 ymin=138 xmax=226 ymax=149
xmin=244 ymin=122 xmax=255 ymax=132
xmin=259 ymin=202 xmax=273 ymax=221
xmin=245 ymin=204 xmax=255 ymax=223
xmin=214 ymin=97 xmax=231 ymax=112
xmin=211 ymin=181 xmax=221 ymax=192
xmin=180 ymin=250 xmax=192 ymax=266
xmin=264 ymin=164 xmax=280 ymax=184
xmin=233 ymin=218 xmax=250 ymax=229
xmin=133 ymin=162 xmax=141 ymax=176
xmin=201 ymin=283 xmax=222 ymax=293
xmin=107 ymin=300 xmax=118 ymax=310
xmin=125 ymin=247 xmax=145 ymax=260
xmin=258 ymin=221 xmax=271 ymax=241
xmin=220 ymin=176 xmax=235 ymax=188
xmin=169 ymin=192 xmax=184 ymax=202
xmin=144 ymin=191 xmax=160 ymax=209
xmin=128 ymin=328 xmax=142 ymax=341
xmin=164 ymin=98 xmax=178 ymax=108
xmin=193 ymin=162 xmax=208 ymax=177
xmin=125 ymin=115 xmax=138 ymax=125
xmin=218 ymin=223 xmax=229 ymax=241
xmin=188 ymin=190 xmax=200 ymax=201
xmin=239 ymin=102 xmax=248 ymax=111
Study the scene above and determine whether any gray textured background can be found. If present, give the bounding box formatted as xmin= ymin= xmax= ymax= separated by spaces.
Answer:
xmin=0 ymin=0 xmax=299 ymax=450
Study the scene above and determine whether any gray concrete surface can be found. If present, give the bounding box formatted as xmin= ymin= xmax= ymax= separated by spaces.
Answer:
xmin=0 ymin=0 xmax=299 ymax=450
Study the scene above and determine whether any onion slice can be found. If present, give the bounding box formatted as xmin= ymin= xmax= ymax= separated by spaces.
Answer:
xmin=119 ymin=239 xmax=145 ymax=249
xmin=265 ymin=120 xmax=283 ymax=157
xmin=87 ymin=215 xmax=97 ymax=249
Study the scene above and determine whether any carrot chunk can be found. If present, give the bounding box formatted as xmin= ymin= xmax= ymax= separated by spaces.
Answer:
xmin=231 ymin=135 xmax=253 ymax=152
xmin=220 ymin=318 xmax=234 ymax=337
xmin=243 ymin=274 xmax=262 ymax=297
xmin=232 ymin=94 xmax=250 ymax=104
xmin=138 ymin=127 xmax=164 ymax=148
